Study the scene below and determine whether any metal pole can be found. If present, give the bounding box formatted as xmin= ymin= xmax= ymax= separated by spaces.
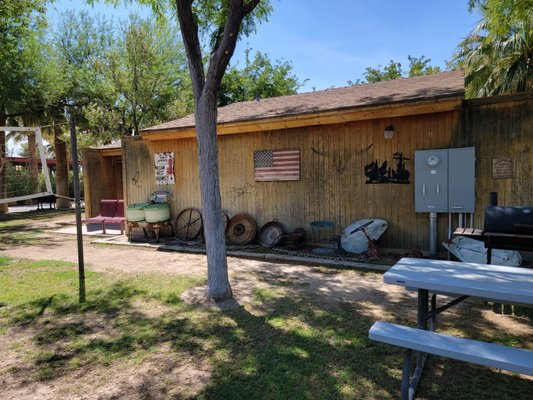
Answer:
xmin=409 ymin=289 xmax=429 ymax=399
xmin=447 ymin=213 xmax=451 ymax=260
xmin=429 ymin=212 xmax=438 ymax=259
xmin=69 ymin=114 xmax=86 ymax=303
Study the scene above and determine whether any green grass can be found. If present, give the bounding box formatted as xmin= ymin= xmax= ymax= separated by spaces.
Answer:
xmin=0 ymin=210 xmax=75 ymax=247
xmin=0 ymin=257 xmax=532 ymax=399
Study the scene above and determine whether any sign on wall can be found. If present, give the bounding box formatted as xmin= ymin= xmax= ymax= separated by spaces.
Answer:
xmin=154 ymin=152 xmax=175 ymax=185
xmin=254 ymin=149 xmax=300 ymax=181
xmin=492 ymin=158 xmax=515 ymax=179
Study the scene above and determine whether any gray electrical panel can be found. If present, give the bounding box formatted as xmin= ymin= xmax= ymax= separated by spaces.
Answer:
xmin=415 ymin=149 xmax=449 ymax=212
xmin=448 ymin=147 xmax=476 ymax=212
xmin=415 ymin=147 xmax=475 ymax=213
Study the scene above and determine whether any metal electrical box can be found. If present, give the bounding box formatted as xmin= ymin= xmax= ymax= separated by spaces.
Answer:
xmin=415 ymin=149 xmax=449 ymax=212
xmin=448 ymin=147 xmax=476 ymax=212
xmin=415 ymin=147 xmax=475 ymax=213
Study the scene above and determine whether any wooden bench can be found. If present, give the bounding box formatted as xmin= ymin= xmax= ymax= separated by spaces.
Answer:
xmin=369 ymin=321 xmax=533 ymax=398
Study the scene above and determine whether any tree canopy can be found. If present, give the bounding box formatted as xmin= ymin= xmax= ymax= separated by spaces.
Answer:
xmin=0 ymin=0 xmax=47 ymax=117
xmin=350 ymin=55 xmax=441 ymax=85
xmin=219 ymin=47 xmax=304 ymax=106
xmin=0 ymin=0 xmax=48 ymax=212
xmin=454 ymin=0 xmax=533 ymax=97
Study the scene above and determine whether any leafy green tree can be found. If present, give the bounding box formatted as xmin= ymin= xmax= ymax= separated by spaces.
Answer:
xmin=350 ymin=55 xmax=441 ymax=85
xmin=454 ymin=1 xmax=533 ymax=98
xmin=106 ymin=15 xmax=192 ymax=135
xmin=0 ymin=0 xmax=47 ymax=212
xmin=219 ymin=47 xmax=305 ymax=106
xmin=45 ymin=11 xmax=116 ymax=207
xmin=363 ymin=61 xmax=403 ymax=83
xmin=407 ymin=55 xmax=442 ymax=77
xmin=468 ymin=0 xmax=533 ymax=35
xmin=5 ymin=163 xmax=39 ymax=199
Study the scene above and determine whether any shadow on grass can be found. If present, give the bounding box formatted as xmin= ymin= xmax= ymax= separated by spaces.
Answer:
xmin=0 ymin=209 xmax=76 ymax=248
xmin=0 ymin=225 xmax=45 ymax=247
xmin=2 ymin=280 xmax=399 ymax=399
xmin=0 ymin=209 xmax=74 ymax=223
xmin=199 ymin=296 xmax=400 ymax=400
xmin=3 ymin=279 xmax=532 ymax=399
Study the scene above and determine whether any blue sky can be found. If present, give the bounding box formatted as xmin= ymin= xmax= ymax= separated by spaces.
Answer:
xmin=49 ymin=0 xmax=481 ymax=92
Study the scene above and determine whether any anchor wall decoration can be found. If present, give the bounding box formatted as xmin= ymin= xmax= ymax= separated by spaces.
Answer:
xmin=364 ymin=152 xmax=410 ymax=184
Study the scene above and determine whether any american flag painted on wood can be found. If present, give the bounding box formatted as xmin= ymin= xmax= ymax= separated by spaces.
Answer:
xmin=254 ymin=149 xmax=300 ymax=181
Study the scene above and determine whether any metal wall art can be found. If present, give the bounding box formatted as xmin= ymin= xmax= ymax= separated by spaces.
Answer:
xmin=365 ymin=152 xmax=410 ymax=184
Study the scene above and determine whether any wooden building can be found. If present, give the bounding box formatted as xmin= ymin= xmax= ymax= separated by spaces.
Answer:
xmin=82 ymin=142 xmax=123 ymax=218
xmin=84 ymin=71 xmax=533 ymax=254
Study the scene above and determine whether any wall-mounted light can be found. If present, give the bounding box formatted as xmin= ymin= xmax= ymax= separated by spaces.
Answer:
xmin=384 ymin=125 xmax=394 ymax=139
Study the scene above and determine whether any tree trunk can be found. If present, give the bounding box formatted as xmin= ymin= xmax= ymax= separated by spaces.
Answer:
xmin=0 ymin=114 xmax=8 ymax=213
xmin=27 ymin=132 xmax=39 ymax=193
xmin=175 ymin=0 xmax=262 ymax=302
xmin=195 ymin=93 xmax=232 ymax=300
xmin=54 ymin=126 xmax=71 ymax=209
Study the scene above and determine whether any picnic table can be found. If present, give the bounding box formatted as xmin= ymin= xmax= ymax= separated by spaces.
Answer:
xmin=369 ymin=257 xmax=533 ymax=400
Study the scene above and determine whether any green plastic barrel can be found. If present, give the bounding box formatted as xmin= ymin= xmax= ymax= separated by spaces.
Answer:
xmin=144 ymin=203 xmax=170 ymax=223
xmin=126 ymin=202 xmax=150 ymax=222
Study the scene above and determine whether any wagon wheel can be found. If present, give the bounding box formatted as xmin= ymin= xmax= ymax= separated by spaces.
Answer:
xmin=226 ymin=213 xmax=257 ymax=245
xmin=222 ymin=212 xmax=230 ymax=233
xmin=175 ymin=208 xmax=203 ymax=240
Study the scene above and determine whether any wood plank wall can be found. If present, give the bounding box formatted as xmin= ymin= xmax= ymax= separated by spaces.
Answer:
xmin=122 ymin=137 xmax=154 ymax=207
xmin=125 ymin=111 xmax=459 ymax=251
xmin=121 ymin=93 xmax=532 ymax=252
xmin=454 ymin=94 xmax=533 ymax=223
xmin=82 ymin=149 xmax=122 ymax=217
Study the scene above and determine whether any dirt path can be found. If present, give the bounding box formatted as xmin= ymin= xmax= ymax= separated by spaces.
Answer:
xmin=2 ymin=217 xmax=403 ymax=313
xmin=3 ymin=214 xmax=531 ymax=331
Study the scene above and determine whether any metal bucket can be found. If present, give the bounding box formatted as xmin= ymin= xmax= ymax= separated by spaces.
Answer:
xmin=151 ymin=191 xmax=170 ymax=203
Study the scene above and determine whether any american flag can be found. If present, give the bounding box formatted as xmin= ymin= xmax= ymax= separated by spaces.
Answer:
xmin=254 ymin=149 xmax=300 ymax=181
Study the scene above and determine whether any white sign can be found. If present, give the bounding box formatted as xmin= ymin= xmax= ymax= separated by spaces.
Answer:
xmin=154 ymin=152 xmax=175 ymax=185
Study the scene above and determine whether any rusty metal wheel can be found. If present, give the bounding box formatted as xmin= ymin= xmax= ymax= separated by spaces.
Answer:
xmin=175 ymin=208 xmax=203 ymax=240
xmin=222 ymin=211 xmax=230 ymax=233
xmin=226 ymin=213 xmax=257 ymax=245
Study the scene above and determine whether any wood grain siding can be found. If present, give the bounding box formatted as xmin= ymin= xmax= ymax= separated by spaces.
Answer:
xmin=123 ymin=138 xmax=153 ymax=207
xmin=456 ymin=93 xmax=533 ymax=226
xmin=82 ymin=148 xmax=123 ymax=217
xmin=126 ymin=110 xmax=461 ymax=251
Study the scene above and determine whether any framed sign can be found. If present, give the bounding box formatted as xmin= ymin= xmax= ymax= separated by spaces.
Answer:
xmin=492 ymin=158 xmax=515 ymax=179
xmin=154 ymin=152 xmax=175 ymax=185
